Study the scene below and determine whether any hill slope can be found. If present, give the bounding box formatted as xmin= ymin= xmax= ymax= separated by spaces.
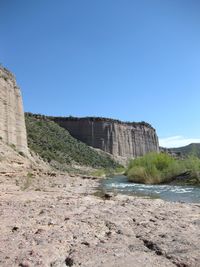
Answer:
xmin=170 ymin=143 xmax=200 ymax=158
xmin=25 ymin=113 xmax=120 ymax=170
xmin=0 ymin=138 xmax=50 ymax=177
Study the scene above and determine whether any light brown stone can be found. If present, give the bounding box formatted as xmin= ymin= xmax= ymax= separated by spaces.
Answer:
xmin=0 ymin=67 xmax=28 ymax=155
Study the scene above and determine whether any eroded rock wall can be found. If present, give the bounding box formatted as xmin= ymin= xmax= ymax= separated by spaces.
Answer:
xmin=0 ymin=67 xmax=28 ymax=155
xmin=52 ymin=117 xmax=159 ymax=158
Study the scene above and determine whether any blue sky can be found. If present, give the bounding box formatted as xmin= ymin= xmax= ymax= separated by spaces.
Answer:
xmin=1 ymin=0 xmax=200 ymax=147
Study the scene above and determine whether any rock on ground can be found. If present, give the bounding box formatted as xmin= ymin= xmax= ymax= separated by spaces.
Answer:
xmin=0 ymin=174 xmax=199 ymax=267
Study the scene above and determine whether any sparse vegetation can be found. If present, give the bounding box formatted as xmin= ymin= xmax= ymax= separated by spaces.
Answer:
xmin=9 ymin=143 xmax=16 ymax=150
xmin=91 ymin=169 xmax=107 ymax=177
xmin=21 ymin=172 xmax=34 ymax=190
xmin=126 ymin=152 xmax=200 ymax=185
xmin=91 ymin=166 xmax=125 ymax=177
xmin=25 ymin=113 xmax=120 ymax=170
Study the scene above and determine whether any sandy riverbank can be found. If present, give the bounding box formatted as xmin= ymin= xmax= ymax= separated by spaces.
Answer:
xmin=0 ymin=174 xmax=199 ymax=267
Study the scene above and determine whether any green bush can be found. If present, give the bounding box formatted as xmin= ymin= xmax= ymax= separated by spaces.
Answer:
xmin=182 ymin=155 xmax=200 ymax=180
xmin=126 ymin=152 xmax=200 ymax=184
xmin=127 ymin=166 xmax=149 ymax=183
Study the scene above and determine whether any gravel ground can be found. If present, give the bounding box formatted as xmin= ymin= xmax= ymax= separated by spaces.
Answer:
xmin=0 ymin=174 xmax=199 ymax=267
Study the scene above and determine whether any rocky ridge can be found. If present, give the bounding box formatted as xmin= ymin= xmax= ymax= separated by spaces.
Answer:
xmin=51 ymin=116 xmax=159 ymax=159
xmin=0 ymin=138 xmax=50 ymax=177
xmin=0 ymin=67 xmax=28 ymax=155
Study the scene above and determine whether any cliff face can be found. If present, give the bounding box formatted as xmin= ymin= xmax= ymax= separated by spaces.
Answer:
xmin=0 ymin=67 xmax=28 ymax=155
xmin=52 ymin=117 xmax=159 ymax=158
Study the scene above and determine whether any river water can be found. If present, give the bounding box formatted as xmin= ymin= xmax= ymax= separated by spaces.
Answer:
xmin=100 ymin=175 xmax=200 ymax=203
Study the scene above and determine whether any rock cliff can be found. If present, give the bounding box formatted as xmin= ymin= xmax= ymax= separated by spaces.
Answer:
xmin=52 ymin=117 xmax=159 ymax=158
xmin=0 ymin=67 xmax=28 ymax=155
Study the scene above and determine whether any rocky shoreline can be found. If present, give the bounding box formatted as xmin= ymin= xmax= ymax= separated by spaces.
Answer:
xmin=0 ymin=174 xmax=199 ymax=267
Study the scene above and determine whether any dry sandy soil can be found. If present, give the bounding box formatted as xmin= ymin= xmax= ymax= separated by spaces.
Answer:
xmin=0 ymin=174 xmax=200 ymax=267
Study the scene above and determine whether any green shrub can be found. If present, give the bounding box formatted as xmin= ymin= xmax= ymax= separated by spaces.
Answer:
xmin=182 ymin=155 xmax=200 ymax=180
xmin=126 ymin=152 xmax=200 ymax=184
xmin=127 ymin=166 xmax=148 ymax=183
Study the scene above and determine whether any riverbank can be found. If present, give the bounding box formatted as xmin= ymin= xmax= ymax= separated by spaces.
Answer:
xmin=100 ymin=175 xmax=200 ymax=203
xmin=0 ymin=174 xmax=199 ymax=267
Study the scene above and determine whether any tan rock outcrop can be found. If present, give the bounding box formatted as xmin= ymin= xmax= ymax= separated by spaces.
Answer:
xmin=0 ymin=67 xmax=28 ymax=155
xmin=52 ymin=117 xmax=159 ymax=158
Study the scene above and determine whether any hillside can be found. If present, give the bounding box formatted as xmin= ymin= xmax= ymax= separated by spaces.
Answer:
xmin=25 ymin=113 xmax=120 ymax=170
xmin=0 ymin=138 xmax=50 ymax=177
xmin=170 ymin=143 xmax=200 ymax=158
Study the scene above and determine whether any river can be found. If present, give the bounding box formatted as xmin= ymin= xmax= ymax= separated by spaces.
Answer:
xmin=100 ymin=175 xmax=200 ymax=203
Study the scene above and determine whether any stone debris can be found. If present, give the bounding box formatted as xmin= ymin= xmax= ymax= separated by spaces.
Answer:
xmin=0 ymin=174 xmax=199 ymax=267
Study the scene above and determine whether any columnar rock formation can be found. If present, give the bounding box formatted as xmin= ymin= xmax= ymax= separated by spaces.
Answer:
xmin=0 ymin=67 xmax=28 ymax=155
xmin=52 ymin=117 xmax=159 ymax=158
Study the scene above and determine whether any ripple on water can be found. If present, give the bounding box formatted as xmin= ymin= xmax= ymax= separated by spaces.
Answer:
xmin=101 ymin=175 xmax=200 ymax=203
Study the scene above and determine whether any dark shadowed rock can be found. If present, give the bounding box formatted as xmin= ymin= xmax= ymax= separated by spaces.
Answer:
xmin=65 ymin=257 xmax=74 ymax=266
xmin=51 ymin=116 xmax=159 ymax=158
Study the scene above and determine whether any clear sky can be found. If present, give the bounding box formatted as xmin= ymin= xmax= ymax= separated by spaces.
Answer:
xmin=1 ymin=0 xmax=200 ymax=147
